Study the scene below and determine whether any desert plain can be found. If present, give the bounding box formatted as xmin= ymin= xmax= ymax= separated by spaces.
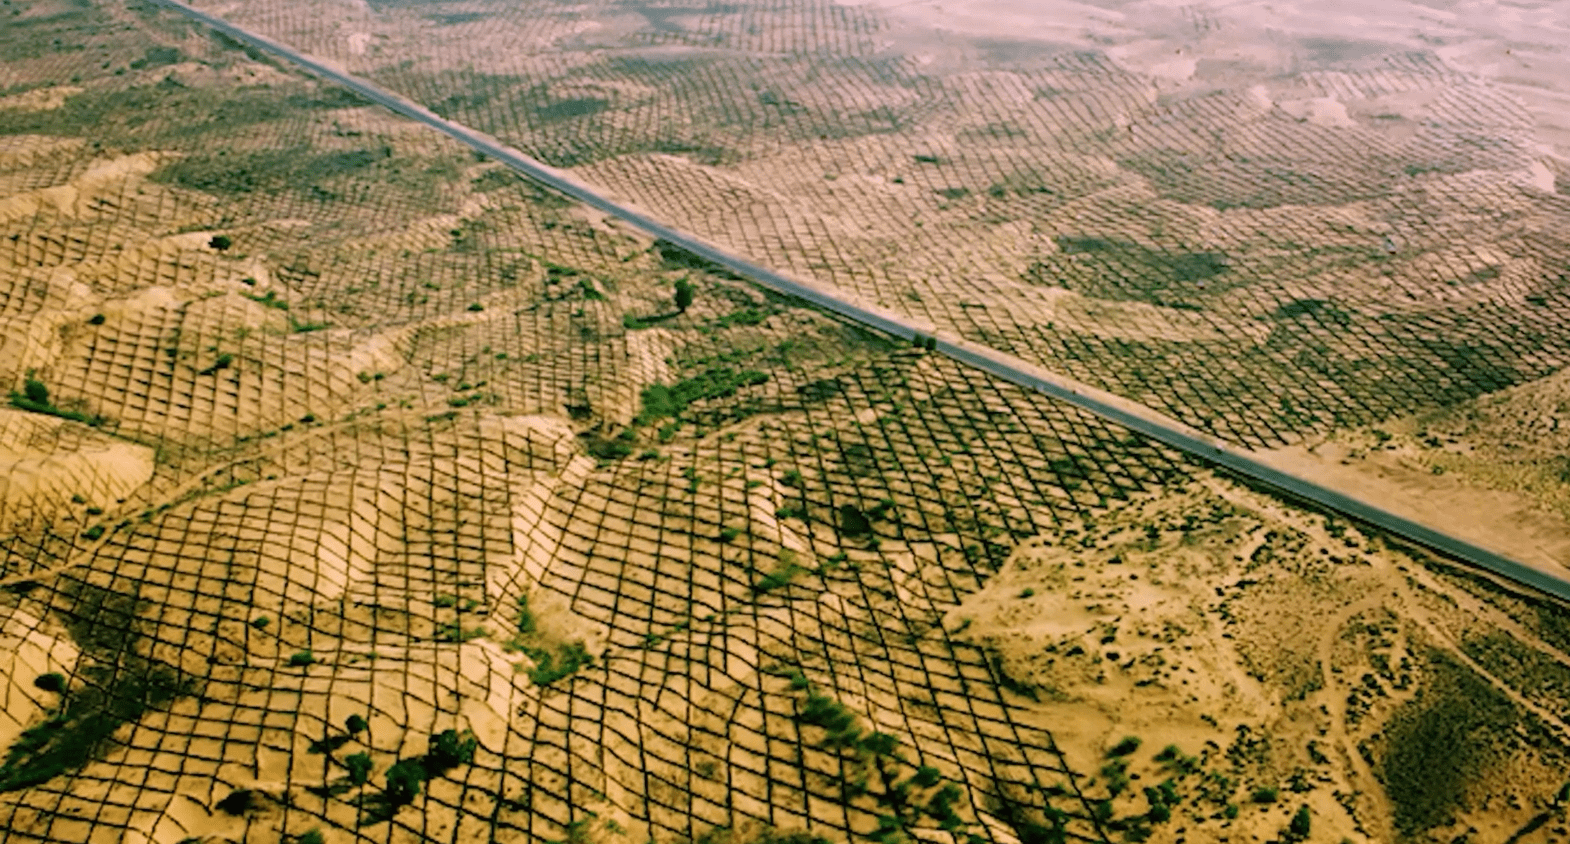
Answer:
xmin=3 ymin=1 xmax=1570 ymax=843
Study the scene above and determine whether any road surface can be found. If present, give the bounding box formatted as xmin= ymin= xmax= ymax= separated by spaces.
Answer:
xmin=150 ymin=0 xmax=1570 ymax=603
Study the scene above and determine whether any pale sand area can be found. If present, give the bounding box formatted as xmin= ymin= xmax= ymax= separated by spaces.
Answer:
xmin=851 ymin=0 xmax=1570 ymax=164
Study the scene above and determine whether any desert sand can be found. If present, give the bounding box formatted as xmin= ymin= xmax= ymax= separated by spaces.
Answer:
xmin=1 ymin=0 xmax=1569 ymax=843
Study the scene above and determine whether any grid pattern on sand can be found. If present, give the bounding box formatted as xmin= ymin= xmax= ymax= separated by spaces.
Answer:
xmin=0 ymin=4 xmax=1194 ymax=842
xmin=176 ymin=0 xmax=1570 ymax=449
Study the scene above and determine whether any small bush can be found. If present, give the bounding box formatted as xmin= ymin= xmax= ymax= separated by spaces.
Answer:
xmin=298 ymin=829 xmax=325 ymax=844
xmin=345 ymin=714 xmax=368 ymax=734
xmin=1252 ymin=787 xmax=1278 ymax=803
xmin=1289 ymin=804 xmax=1311 ymax=837
xmin=1107 ymin=736 xmax=1142 ymax=757
xmin=33 ymin=673 xmax=66 ymax=694
xmin=87 ymin=314 xmax=105 ymax=325
xmin=208 ymin=234 xmax=232 ymax=251
xmin=197 ymin=353 xmax=234 ymax=376
xmin=674 ymin=277 xmax=695 ymax=312
xmin=435 ymin=621 xmax=487 ymax=643
xmin=467 ymin=302 xmax=484 ymax=312
xmin=216 ymin=789 xmax=254 ymax=815
xmin=242 ymin=290 xmax=288 ymax=310
xmin=344 ymin=751 xmax=373 ymax=785
xmin=22 ymin=379 xmax=48 ymax=404
xmin=719 ymin=527 xmax=741 ymax=543
xmin=383 ymin=758 xmax=424 ymax=806
xmin=251 ymin=616 xmax=270 ymax=629
xmin=426 ymin=728 xmax=477 ymax=772
xmin=837 ymin=504 xmax=872 ymax=537
xmin=526 ymin=642 xmax=592 ymax=685
xmin=289 ymin=650 xmax=316 ymax=667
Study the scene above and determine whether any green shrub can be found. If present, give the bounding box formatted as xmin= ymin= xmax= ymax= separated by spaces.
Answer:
xmin=1101 ymin=759 xmax=1131 ymax=796
xmin=1251 ymin=787 xmax=1278 ymax=803
xmin=1107 ymin=736 xmax=1142 ymax=757
xmin=797 ymin=694 xmax=860 ymax=747
xmin=23 ymin=379 xmax=48 ymax=404
xmin=837 ymin=504 xmax=872 ymax=537
xmin=33 ymin=673 xmax=66 ymax=694
xmin=198 ymin=353 xmax=234 ymax=376
xmin=435 ymin=622 xmax=486 ymax=643
xmin=383 ymin=758 xmax=424 ymax=806
xmin=636 ymin=368 xmax=769 ymax=425
xmin=242 ymin=290 xmax=288 ymax=310
xmin=345 ymin=715 xmax=368 ymax=734
xmin=426 ymin=728 xmax=477 ymax=772
xmin=344 ymin=751 xmax=373 ymax=785
xmin=208 ymin=234 xmax=232 ymax=251
xmin=675 ymin=277 xmax=695 ymax=312
xmin=0 ymin=660 xmax=189 ymax=792
xmin=1289 ymin=804 xmax=1311 ymax=837
xmin=289 ymin=650 xmax=316 ymax=667
xmin=525 ymin=642 xmax=592 ymax=686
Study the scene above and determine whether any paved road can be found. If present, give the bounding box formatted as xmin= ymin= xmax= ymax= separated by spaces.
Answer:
xmin=152 ymin=0 xmax=1570 ymax=603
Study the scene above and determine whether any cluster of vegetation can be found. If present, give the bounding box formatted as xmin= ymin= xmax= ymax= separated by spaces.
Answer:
xmin=503 ymin=594 xmax=593 ymax=686
xmin=127 ymin=45 xmax=181 ymax=71
xmin=675 ymin=277 xmax=696 ymax=313
xmin=8 ymin=379 xmax=101 ymax=426
xmin=362 ymin=728 xmax=478 ymax=824
xmin=155 ymin=144 xmax=395 ymax=199
xmin=751 ymin=550 xmax=804 ymax=594
xmin=302 ymin=714 xmax=376 ymax=800
xmin=994 ymin=737 xmax=1232 ymax=844
xmin=653 ymin=239 xmax=741 ymax=279
xmin=584 ymin=429 xmax=638 ymax=463
xmin=0 ymin=586 xmax=194 ymax=792
xmin=691 ymin=827 xmax=831 ymax=844
xmin=242 ymin=290 xmax=289 ymax=310
xmin=197 ymin=353 xmax=235 ymax=377
xmin=775 ymin=672 xmax=978 ymax=844
xmin=1378 ymin=649 xmax=1516 ymax=836
xmin=431 ymin=588 xmax=489 ymax=643
xmin=636 ymin=368 xmax=769 ymax=425
xmin=623 ymin=277 xmax=697 ymax=329
xmin=1029 ymin=237 xmax=1232 ymax=307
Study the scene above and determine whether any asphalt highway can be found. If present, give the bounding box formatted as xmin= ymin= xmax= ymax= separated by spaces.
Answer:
xmin=151 ymin=0 xmax=1570 ymax=603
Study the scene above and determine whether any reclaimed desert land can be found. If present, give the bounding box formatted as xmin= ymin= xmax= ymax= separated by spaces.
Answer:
xmin=3 ymin=1 xmax=1570 ymax=843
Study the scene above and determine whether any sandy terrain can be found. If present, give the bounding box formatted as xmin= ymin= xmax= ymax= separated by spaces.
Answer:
xmin=0 ymin=1 xmax=1568 ymax=843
